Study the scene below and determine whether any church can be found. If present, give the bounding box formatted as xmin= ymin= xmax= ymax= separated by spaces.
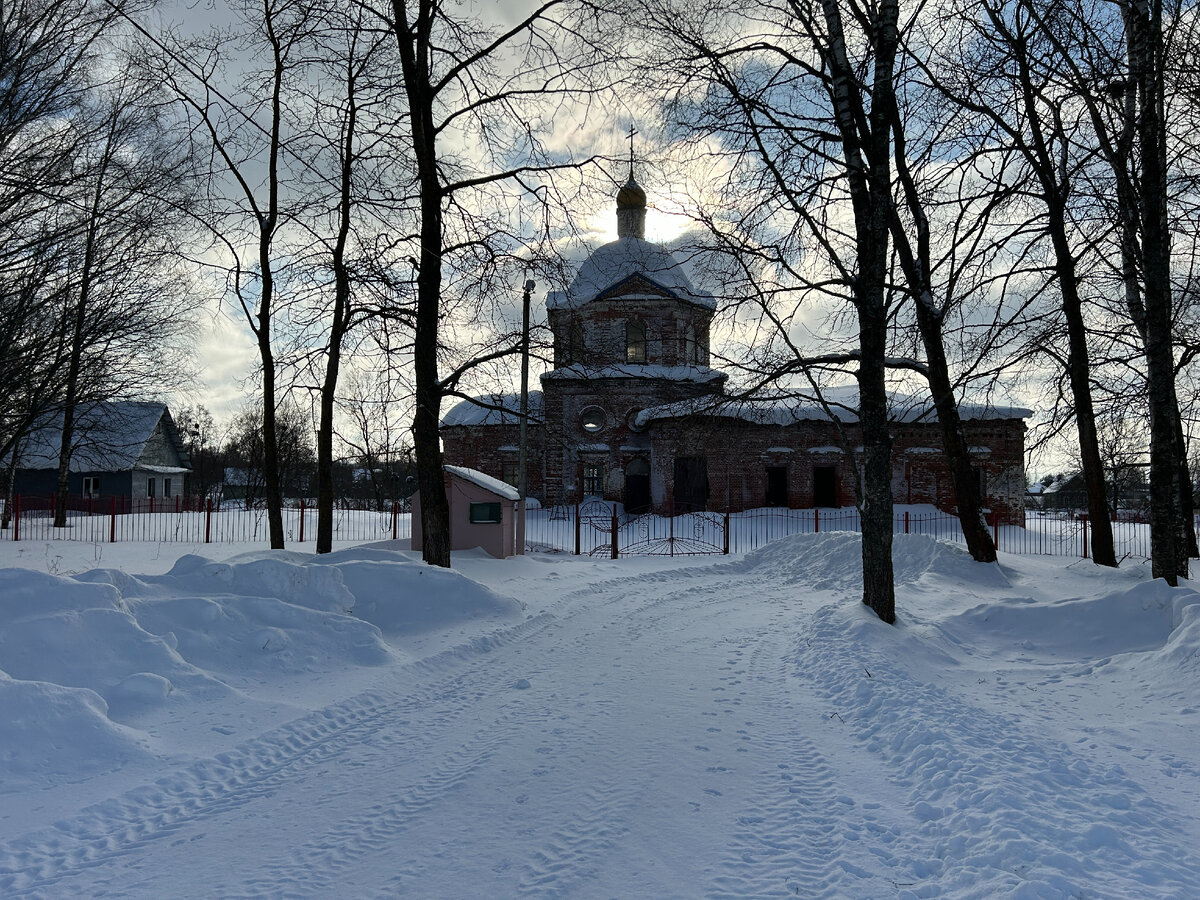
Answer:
xmin=441 ymin=173 xmax=1030 ymax=525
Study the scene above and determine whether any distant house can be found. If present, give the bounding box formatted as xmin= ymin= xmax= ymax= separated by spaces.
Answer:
xmin=8 ymin=401 xmax=192 ymax=503
xmin=1039 ymin=474 xmax=1087 ymax=513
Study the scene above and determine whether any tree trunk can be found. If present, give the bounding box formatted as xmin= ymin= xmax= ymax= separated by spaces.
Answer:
xmin=821 ymin=0 xmax=899 ymax=622
xmin=1049 ymin=218 xmax=1118 ymax=567
xmin=857 ymin=310 xmax=896 ymax=624
xmin=886 ymin=121 xmax=997 ymax=564
xmin=913 ymin=300 xmax=997 ymax=562
xmin=1126 ymin=0 xmax=1186 ymax=582
xmin=316 ymin=63 xmax=359 ymax=555
xmin=395 ymin=0 xmax=451 ymax=567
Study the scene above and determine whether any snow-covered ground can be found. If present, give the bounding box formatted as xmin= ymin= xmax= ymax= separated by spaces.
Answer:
xmin=0 ymin=531 xmax=1197 ymax=898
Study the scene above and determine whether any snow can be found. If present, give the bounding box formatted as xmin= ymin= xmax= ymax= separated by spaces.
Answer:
xmin=542 ymin=363 xmax=727 ymax=383
xmin=0 ymin=531 xmax=1198 ymax=897
xmin=545 ymin=235 xmax=716 ymax=310
xmin=9 ymin=401 xmax=172 ymax=471
xmin=444 ymin=465 xmax=521 ymax=500
xmin=441 ymin=391 xmax=545 ymax=428
xmin=635 ymin=387 xmax=1031 ymax=429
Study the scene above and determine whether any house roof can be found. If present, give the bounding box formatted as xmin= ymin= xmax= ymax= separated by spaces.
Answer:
xmin=633 ymin=386 xmax=1032 ymax=429
xmin=12 ymin=401 xmax=190 ymax=472
xmin=545 ymin=236 xmax=716 ymax=311
xmin=445 ymin=465 xmax=520 ymax=500
xmin=442 ymin=392 xmax=545 ymax=428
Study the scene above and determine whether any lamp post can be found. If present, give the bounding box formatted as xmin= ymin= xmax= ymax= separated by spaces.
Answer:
xmin=519 ymin=276 xmax=534 ymax=503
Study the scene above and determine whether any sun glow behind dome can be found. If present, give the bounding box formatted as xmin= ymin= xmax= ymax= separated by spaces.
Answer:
xmin=583 ymin=202 xmax=696 ymax=246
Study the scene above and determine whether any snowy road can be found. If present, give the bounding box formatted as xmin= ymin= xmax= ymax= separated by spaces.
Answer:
xmin=2 ymin=535 xmax=1198 ymax=898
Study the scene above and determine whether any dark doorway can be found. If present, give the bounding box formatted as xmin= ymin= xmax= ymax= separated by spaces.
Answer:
xmin=813 ymin=465 xmax=838 ymax=507
xmin=626 ymin=458 xmax=651 ymax=514
xmin=673 ymin=456 xmax=708 ymax=513
xmin=766 ymin=466 xmax=788 ymax=507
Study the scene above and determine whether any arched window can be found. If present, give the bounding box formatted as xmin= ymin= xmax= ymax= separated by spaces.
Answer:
xmin=626 ymin=319 xmax=647 ymax=364
xmin=569 ymin=322 xmax=585 ymax=364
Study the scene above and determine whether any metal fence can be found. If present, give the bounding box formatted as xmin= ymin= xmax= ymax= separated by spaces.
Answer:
xmin=0 ymin=492 xmax=1157 ymax=563
xmin=524 ymin=503 xmax=1155 ymax=561
xmin=0 ymin=495 xmax=411 ymax=545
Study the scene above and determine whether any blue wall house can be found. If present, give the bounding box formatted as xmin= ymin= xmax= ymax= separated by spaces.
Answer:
xmin=8 ymin=401 xmax=192 ymax=504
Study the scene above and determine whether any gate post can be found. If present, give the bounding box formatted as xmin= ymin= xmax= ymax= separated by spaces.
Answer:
xmin=392 ymin=500 xmax=399 ymax=541
xmin=205 ymin=497 xmax=213 ymax=544
xmin=904 ymin=510 xmax=909 ymax=534
xmin=574 ymin=502 xmax=581 ymax=556
xmin=110 ymin=496 xmax=116 ymax=543
xmin=669 ymin=507 xmax=674 ymax=557
xmin=299 ymin=498 xmax=305 ymax=543
xmin=13 ymin=494 xmax=19 ymax=542
xmin=1081 ymin=514 xmax=1089 ymax=559
xmin=611 ymin=507 xmax=619 ymax=559
xmin=815 ymin=507 xmax=820 ymax=534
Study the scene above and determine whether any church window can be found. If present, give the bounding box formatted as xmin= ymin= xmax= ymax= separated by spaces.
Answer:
xmin=569 ymin=322 xmax=585 ymax=364
xmin=684 ymin=323 xmax=698 ymax=365
xmin=502 ymin=460 xmax=519 ymax=487
xmin=582 ymin=464 xmax=604 ymax=496
xmin=626 ymin=319 xmax=647 ymax=364
xmin=581 ymin=406 xmax=606 ymax=433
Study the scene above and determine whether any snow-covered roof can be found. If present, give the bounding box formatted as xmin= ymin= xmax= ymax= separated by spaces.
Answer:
xmin=634 ymin=388 xmax=1031 ymax=429
xmin=11 ymin=401 xmax=189 ymax=472
xmin=542 ymin=364 xmax=727 ymax=384
xmin=546 ymin=236 xmax=716 ymax=311
xmin=445 ymin=465 xmax=520 ymax=500
xmin=442 ymin=392 xmax=545 ymax=428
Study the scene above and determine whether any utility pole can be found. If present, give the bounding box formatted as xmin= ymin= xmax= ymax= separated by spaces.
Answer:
xmin=519 ymin=276 xmax=534 ymax=503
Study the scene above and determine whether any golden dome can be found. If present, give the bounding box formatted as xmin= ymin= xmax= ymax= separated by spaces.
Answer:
xmin=617 ymin=176 xmax=646 ymax=209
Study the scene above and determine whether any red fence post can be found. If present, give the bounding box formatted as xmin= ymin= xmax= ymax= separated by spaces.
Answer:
xmin=815 ymin=508 xmax=820 ymax=534
xmin=611 ymin=507 xmax=619 ymax=559
xmin=904 ymin=510 xmax=909 ymax=534
xmin=13 ymin=494 xmax=19 ymax=542
xmin=574 ymin=502 xmax=581 ymax=556
xmin=205 ymin=497 xmax=213 ymax=544
xmin=110 ymin=496 xmax=117 ymax=543
xmin=299 ymin=498 xmax=305 ymax=543
xmin=392 ymin=500 xmax=399 ymax=541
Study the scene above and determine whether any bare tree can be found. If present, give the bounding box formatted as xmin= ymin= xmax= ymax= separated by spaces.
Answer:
xmin=275 ymin=0 xmax=415 ymax=553
xmin=0 ymin=0 xmax=126 ymax=461
xmin=144 ymin=0 xmax=314 ymax=549
xmin=49 ymin=72 xmax=197 ymax=526
xmin=376 ymin=0 xmax=608 ymax=567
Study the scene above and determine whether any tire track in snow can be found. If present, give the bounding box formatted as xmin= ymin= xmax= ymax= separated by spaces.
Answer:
xmin=704 ymin=600 xmax=874 ymax=900
xmin=0 ymin=613 xmax=560 ymax=897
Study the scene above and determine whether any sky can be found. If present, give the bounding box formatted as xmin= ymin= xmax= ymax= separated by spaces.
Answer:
xmin=150 ymin=0 xmax=1077 ymax=478
xmin=0 ymin=523 xmax=1197 ymax=896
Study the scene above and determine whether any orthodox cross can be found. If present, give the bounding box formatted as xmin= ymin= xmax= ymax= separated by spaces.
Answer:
xmin=627 ymin=123 xmax=637 ymax=176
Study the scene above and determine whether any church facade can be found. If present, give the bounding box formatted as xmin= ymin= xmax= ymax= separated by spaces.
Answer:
xmin=441 ymin=177 xmax=1030 ymax=525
